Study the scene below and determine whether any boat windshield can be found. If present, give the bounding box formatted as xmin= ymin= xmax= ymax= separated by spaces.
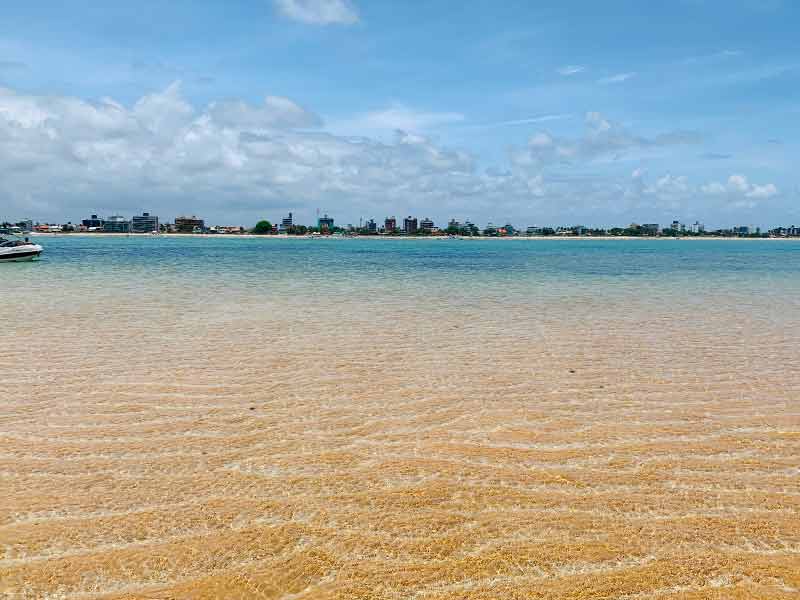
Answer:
xmin=0 ymin=238 xmax=32 ymax=247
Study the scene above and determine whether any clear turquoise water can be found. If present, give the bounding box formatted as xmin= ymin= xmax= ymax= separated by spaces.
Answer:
xmin=5 ymin=236 xmax=799 ymax=340
xmin=5 ymin=236 xmax=799 ymax=600
xmin=7 ymin=236 xmax=800 ymax=300
xmin=10 ymin=235 xmax=800 ymax=282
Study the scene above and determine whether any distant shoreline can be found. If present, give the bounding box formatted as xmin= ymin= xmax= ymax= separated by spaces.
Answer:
xmin=27 ymin=232 xmax=797 ymax=241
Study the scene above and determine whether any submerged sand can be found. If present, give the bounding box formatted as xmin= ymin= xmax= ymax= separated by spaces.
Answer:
xmin=1 ymin=276 xmax=798 ymax=599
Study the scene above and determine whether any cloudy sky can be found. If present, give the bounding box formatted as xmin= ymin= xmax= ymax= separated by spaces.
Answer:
xmin=0 ymin=0 xmax=797 ymax=228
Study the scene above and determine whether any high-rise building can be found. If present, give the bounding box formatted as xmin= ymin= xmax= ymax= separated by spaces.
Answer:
xmin=103 ymin=215 xmax=130 ymax=233
xmin=175 ymin=216 xmax=205 ymax=233
xmin=82 ymin=214 xmax=104 ymax=229
xmin=318 ymin=213 xmax=334 ymax=232
xmin=280 ymin=212 xmax=293 ymax=232
xmin=384 ymin=216 xmax=396 ymax=233
xmin=420 ymin=217 xmax=434 ymax=233
xmin=403 ymin=216 xmax=418 ymax=234
xmin=131 ymin=212 xmax=159 ymax=233
xmin=366 ymin=219 xmax=377 ymax=233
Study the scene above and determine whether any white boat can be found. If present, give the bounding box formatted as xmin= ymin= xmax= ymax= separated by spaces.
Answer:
xmin=0 ymin=236 xmax=43 ymax=262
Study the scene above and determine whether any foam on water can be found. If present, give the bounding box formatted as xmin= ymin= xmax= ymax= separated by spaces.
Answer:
xmin=1 ymin=237 xmax=799 ymax=599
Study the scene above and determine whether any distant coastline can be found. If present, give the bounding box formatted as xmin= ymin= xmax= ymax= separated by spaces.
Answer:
xmin=27 ymin=232 xmax=797 ymax=241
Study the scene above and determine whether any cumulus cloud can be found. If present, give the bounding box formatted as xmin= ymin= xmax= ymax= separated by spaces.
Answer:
xmin=625 ymin=170 xmax=778 ymax=211
xmin=0 ymin=83 xmax=479 ymax=221
xmin=511 ymin=112 xmax=701 ymax=168
xmin=273 ymin=0 xmax=359 ymax=25
xmin=209 ymin=95 xmax=321 ymax=129
xmin=702 ymin=175 xmax=779 ymax=199
xmin=0 ymin=83 xmax=782 ymax=226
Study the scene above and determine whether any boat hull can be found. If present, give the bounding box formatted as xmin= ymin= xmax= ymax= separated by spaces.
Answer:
xmin=0 ymin=249 xmax=43 ymax=262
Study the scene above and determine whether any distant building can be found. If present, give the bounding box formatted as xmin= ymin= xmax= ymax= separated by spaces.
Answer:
xmin=733 ymin=225 xmax=751 ymax=236
xmin=0 ymin=224 xmax=21 ymax=234
xmin=526 ymin=226 xmax=543 ymax=236
xmin=384 ymin=216 xmax=396 ymax=233
xmin=208 ymin=225 xmax=244 ymax=234
xmin=505 ymin=223 xmax=518 ymax=236
xmin=641 ymin=223 xmax=660 ymax=236
xmin=420 ymin=217 xmax=434 ymax=233
xmin=403 ymin=216 xmax=418 ymax=234
xmin=691 ymin=221 xmax=704 ymax=233
xmin=318 ymin=213 xmax=334 ymax=232
xmin=280 ymin=212 xmax=293 ymax=232
xmin=82 ymin=214 xmax=104 ymax=229
xmin=34 ymin=224 xmax=62 ymax=233
xmin=131 ymin=212 xmax=159 ymax=233
xmin=463 ymin=220 xmax=479 ymax=235
xmin=366 ymin=218 xmax=377 ymax=233
xmin=175 ymin=215 xmax=205 ymax=233
xmin=103 ymin=215 xmax=130 ymax=233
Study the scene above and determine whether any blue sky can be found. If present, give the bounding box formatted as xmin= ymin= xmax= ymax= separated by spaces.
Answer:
xmin=0 ymin=0 xmax=797 ymax=227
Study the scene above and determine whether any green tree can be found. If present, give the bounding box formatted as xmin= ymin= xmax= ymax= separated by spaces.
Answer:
xmin=252 ymin=220 xmax=273 ymax=235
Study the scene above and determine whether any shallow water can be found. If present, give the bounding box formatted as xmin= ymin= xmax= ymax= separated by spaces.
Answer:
xmin=1 ymin=237 xmax=799 ymax=599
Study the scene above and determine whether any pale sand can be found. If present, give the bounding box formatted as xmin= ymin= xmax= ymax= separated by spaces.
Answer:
xmin=1 ymin=288 xmax=798 ymax=599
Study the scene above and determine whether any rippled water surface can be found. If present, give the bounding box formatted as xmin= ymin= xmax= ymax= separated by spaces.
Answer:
xmin=1 ymin=236 xmax=799 ymax=599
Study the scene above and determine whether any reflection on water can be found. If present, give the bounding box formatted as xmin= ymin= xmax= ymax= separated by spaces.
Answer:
xmin=1 ymin=238 xmax=799 ymax=599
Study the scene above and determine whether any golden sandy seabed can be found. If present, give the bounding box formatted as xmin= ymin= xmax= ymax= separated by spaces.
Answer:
xmin=1 ymin=291 xmax=798 ymax=599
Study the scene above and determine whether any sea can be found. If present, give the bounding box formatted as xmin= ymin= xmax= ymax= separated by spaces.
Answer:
xmin=2 ymin=236 xmax=799 ymax=599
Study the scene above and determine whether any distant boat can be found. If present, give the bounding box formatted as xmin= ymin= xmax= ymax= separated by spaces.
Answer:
xmin=0 ymin=236 xmax=43 ymax=262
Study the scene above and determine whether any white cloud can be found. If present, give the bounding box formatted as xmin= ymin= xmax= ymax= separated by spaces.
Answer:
xmin=701 ymin=175 xmax=779 ymax=199
xmin=557 ymin=65 xmax=585 ymax=76
xmin=700 ymin=181 xmax=727 ymax=195
xmin=209 ymin=95 xmax=321 ymax=129
xmin=0 ymin=84 xmax=782 ymax=227
xmin=328 ymin=104 xmax=464 ymax=136
xmin=510 ymin=111 xmax=700 ymax=168
xmin=747 ymin=183 xmax=778 ymax=199
xmin=272 ymin=0 xmax=359 ymax=25
xmin=0 ymin=84 xmax=479 ymax=222
xmin=598 ymin=72 xmax=637 ymax=84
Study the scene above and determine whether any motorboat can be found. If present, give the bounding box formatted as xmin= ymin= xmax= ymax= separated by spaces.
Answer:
xmin=0 ymin=236 xmax=43 ymax=262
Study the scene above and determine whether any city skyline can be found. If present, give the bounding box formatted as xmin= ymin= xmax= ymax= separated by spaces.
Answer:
xmin=7 ymin=209 xmax=800 ymax=238
xmin=0 ymin=1 xmax=798 ymax=227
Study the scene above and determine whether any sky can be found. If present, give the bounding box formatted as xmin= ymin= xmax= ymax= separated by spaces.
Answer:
xmin=0 ymin=0 xmax=798 ymax=228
